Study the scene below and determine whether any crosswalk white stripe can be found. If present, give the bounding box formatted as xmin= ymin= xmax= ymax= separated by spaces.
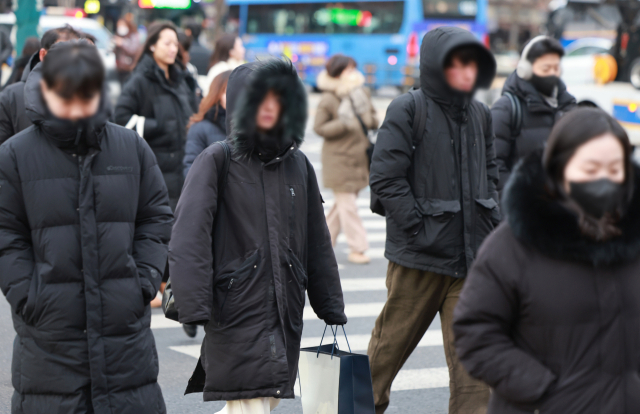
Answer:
xmin=363 ymin=221 xmax=386 ymax=230
xmin=391 ymin=368 xmax=450 ymax=391
xmin=340 ymin=277 xmax=386 ymax=292
xmin=169 ymin=331 xmax=443 ymax=361
xmin=337 ymin=232 xmax=386 ymax=243
xmin=152 ymin=302 xmax=387 ymax=329
xmin=341 ymin=247 xmax=386 ymax=259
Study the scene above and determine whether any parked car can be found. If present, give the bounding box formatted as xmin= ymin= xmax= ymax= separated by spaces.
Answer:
xmin=562 ymin=37 xmax=613 ymax=85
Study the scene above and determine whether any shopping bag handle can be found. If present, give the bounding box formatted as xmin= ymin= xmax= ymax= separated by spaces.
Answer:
xmin=317 ymin=324 xmax=352 ymax=359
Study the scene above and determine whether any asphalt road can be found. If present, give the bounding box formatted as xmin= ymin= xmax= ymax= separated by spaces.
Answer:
xmin=0 ymin=94 xmax=452 ymax=413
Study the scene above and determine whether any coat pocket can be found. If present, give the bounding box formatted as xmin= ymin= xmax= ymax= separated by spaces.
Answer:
xmin=286 ymin=249 xmax=307 ymax=331
xmin=215 ymin=250 xmax=260 ymax=327
xmin=411 ymin=199 xmax=462 ymax=258
xmin=475 ymin=198 xmax=498 ymax=243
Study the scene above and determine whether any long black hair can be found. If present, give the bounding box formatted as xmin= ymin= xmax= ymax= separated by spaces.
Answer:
xmin=135 ymin=21 xmax=182 ymax=68
xmin=543 ymin=107 xmax=634 ymax=241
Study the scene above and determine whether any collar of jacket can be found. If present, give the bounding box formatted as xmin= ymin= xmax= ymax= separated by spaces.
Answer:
xmin=316 ymin=69 xmax=365 ymax=97
xmin=136 ymin=53 xmax=187 ymax=87
xmin=503 ymin=151 xmax=640 ymax=266
xmin=419 ymin=26 xmax=496 ymax=107
xmin=503 ymin=71 xmax=576 ymax=114
xmin=205 ymin=105 xmax=226 ymax=130
xmin=229 ymin=59 xmax=307 ymax=158
xmin=254 ymin=140 xmax=299 ymax=166
xmin=20 ymin=52 xmax=41 ymax=83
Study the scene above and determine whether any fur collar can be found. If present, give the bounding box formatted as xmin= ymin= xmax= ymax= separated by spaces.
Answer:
xmin=503 ymin=152 xmax=640 ymax=266
xmin=229 ymin=59 xmax=307 ymax=157
xmin=316 ymin=69 xmax=365 ymax=97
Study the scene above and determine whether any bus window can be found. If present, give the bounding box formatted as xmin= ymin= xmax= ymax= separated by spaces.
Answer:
xmin=423 ymin=0 xmax=477 ymax=19
xmin=246 ymin=1 xmax=405 ymax=35
xmin=226 ymin=5 xmax=240 ymax=33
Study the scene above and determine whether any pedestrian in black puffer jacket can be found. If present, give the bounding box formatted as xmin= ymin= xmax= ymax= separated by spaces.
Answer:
xmin=0 ymin=42 xmax=172 ymax=414
xmin=454 ymin=108 xmax=640 ymax=414
xmin=492 ymin=36 xmax=576 ymax=191
xmin=115 ymin=21 xmax=197 ymax=209
xmin=169 ymin=59 xmax=347 ymax=410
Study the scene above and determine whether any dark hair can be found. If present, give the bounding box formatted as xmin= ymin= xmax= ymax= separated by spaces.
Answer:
xmin=138 ymin=21 xmax=180 ymax=64
xmin=444 ymin=45 xmax=480 ymax=68
xmin=543 ymin=107 xmax=634 ymax=241
xmin=42 ymin=40 xmax=104 ymax=99
xmin=79 ymin=31 xmax=97 ymax=46
xmin=21 ymin=37 xmax=40 ymax=57
xmin=41 ymin=25 xmax=82 ymax=51
xmin=325 ymin=54 xmax=356 ymax=78
xmin=188 ymin=70 xmax=231 ymax=129
xmin=526 ymin=37 xmax=564 ymax=63
xmin=208 ymin=34 xmax=238 ymax=70
xmin=178 ymin=31 xmax=192 ymax=52
xmin=186 ymin=23 xmax=201 ymax=40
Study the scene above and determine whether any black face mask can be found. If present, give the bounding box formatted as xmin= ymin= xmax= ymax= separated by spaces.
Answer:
xmin=530 ymin=74 xmax=559 ymax=96
xmin=569 ymin=179 xmax=624 ymax=218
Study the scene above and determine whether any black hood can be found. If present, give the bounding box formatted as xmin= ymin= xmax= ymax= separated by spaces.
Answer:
xmin=503 ymin=152 xmax=640 ymax=266
xmin=135 ymin=53 xmax=188 ymax=88
xmin=24 ymin=60 xmax=109 ymax=152
xmin=20 ymin=52 xmax=41 ymax=83
xmin=419 ymin=26 xmax=496 ymax=105
xmin=229 ymin=59 xmax=307 ymax=157
xmin=225 ymin=61 xmax=262 ymax=135
xmin=502 ymin=71 xmax=576 ymax=113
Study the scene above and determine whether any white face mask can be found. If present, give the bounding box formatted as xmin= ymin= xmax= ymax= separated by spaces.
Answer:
xmin=117 ymin=26 xmax=129 ymax=36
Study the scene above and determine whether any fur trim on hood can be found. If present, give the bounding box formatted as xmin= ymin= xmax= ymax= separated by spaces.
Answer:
xmin=229 ymin=58 xmax=307 ymax=157
xmin=316 ymin=69 xmax=365 ymax=97
xmin=503 ymin=151 xmax=640 ymax=266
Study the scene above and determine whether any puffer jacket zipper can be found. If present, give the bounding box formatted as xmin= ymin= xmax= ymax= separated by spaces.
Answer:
xmin=218 ymin=278 xmax=234 ymax=326
xmin=289 ymin=187 xmax=295 ymax=246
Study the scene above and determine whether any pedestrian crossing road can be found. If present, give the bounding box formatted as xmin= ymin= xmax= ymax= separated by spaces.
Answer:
xmin=0 ymin=95 xmax=451 ymax=414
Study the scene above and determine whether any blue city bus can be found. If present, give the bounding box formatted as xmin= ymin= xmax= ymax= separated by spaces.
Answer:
xmin=226 ymin=0 xmax=488 ymax=89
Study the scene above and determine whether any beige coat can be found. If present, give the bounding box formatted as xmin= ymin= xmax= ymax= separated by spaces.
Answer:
xmin=314 ymin=70 xmax=378 ymax=193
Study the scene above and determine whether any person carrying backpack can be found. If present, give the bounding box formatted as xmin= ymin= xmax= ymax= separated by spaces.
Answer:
xmin=492 ymin=36 xmax=576 ymax=191
xmin=367 ymin=26 xmax=499 ymax=413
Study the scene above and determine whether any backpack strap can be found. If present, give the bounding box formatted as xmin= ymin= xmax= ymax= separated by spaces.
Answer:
xmin=215 ymin=140 xmax=231 ymax=203
xmin=409 ymin=88 xmax=427 ymax=148
xmin=503 ymin=91 xmax=523 ymax=138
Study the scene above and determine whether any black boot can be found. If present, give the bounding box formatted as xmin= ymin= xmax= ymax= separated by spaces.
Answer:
xmin=182 ymin=323 xmax=197 ymax=338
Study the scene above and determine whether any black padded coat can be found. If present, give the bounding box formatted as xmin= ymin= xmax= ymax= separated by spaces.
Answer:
xmin=115 ymin=54 xmax=197 ymax=207
xmin=169 ymin=60 xmax=347 ymax=402
xmin=454 ymin=153 xmax=640 ymax=413
xmin=0 ymin=75 xmax=173 ymax=413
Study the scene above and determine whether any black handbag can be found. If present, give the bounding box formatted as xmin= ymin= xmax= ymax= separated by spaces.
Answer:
xmin=162 ymin=140 xmax=232 ymax=321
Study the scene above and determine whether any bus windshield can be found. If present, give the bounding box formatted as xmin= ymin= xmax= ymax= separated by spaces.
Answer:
xmin=422 ymin=0 xmax=477 ymax=19
xmin=246 ymin=1 xmax=405 ymax=35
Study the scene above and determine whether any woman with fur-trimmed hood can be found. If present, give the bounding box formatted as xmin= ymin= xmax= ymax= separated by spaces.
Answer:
xmin=169 ymin=59 xmax=347 ymax=414
xmin=453 ymin=108 xmax=640 ymax=413
xmin=314 ymin=54 xmax=378 ymax=265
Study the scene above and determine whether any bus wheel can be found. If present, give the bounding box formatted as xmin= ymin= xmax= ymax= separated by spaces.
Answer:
xmin=630 ymin=58 xmax=640 ymax=90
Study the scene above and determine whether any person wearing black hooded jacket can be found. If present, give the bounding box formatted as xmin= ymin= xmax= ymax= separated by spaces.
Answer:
xmin=367 ymin=26 xmax=498 ymax=413
xmin=169 ymin=59 xmax=346 ymax=412
xmin=0 ymin=41 xmax=172 ymax=414
xmin=454 ymin=108 xmax=640 ymax=414
xmin=492 ymin=36 xmax=576 ymax=191
xmin=115 ymin=21 xmax=197 ymax=209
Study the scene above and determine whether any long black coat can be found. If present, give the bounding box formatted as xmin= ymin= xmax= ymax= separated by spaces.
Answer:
xmin=492 ymin=72 xmax=576 ymax=190
xmin=115 ymin=54 xmax=197 ymax=206
xmin=370 ymin=26 xmax=500 ymax=277
xmin=0 ymin=54 xmax=40 ymax=144
xmin=453 ymin=153 xmax=640 ymax=413
xmin=169 ymin=59 xmax=347 ymax=402
xmin=0 ymin=77 xmax=173 ymax=414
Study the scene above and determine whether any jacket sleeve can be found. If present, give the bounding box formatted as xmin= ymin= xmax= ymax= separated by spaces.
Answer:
xmin=313 ymin=98 xmax=352 ymax=140
xmin=453 ymin=228 xmax=556 ymax=404
xmin=369 ymin=95 xmax=422 ymax=235
xmin=114 ymin=77 xmax=161 ymax=138
xmin=0 ymin=143 xmax=34 ymax=315
xmin=491 ymin=96 xmax=515 ymax=191
xmin=169 ymin=145 xmax=220 ymax=325
xmin=134 ymin=137 xmax=173 ymax=303
xmin=0 ymin=90 xmax=15 ymax=144
xmin=304 ymin=157 xmax=347 ymax=325
xmin=183 ymin=125 xmax=207 ymax=178
xmin=483 ymin=104 xmax=501 ymax=222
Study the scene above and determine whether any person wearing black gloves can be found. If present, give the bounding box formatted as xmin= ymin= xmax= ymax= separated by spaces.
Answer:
xmin=0 ymin=41 xmax=171 ymax=414
xmin=454 ymin=108 xmax=640 ymax=414
xmin=169 ymin=59 xmax=347 ymax=414
xmin=492 ymin=35 xmax=576 ymax=191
